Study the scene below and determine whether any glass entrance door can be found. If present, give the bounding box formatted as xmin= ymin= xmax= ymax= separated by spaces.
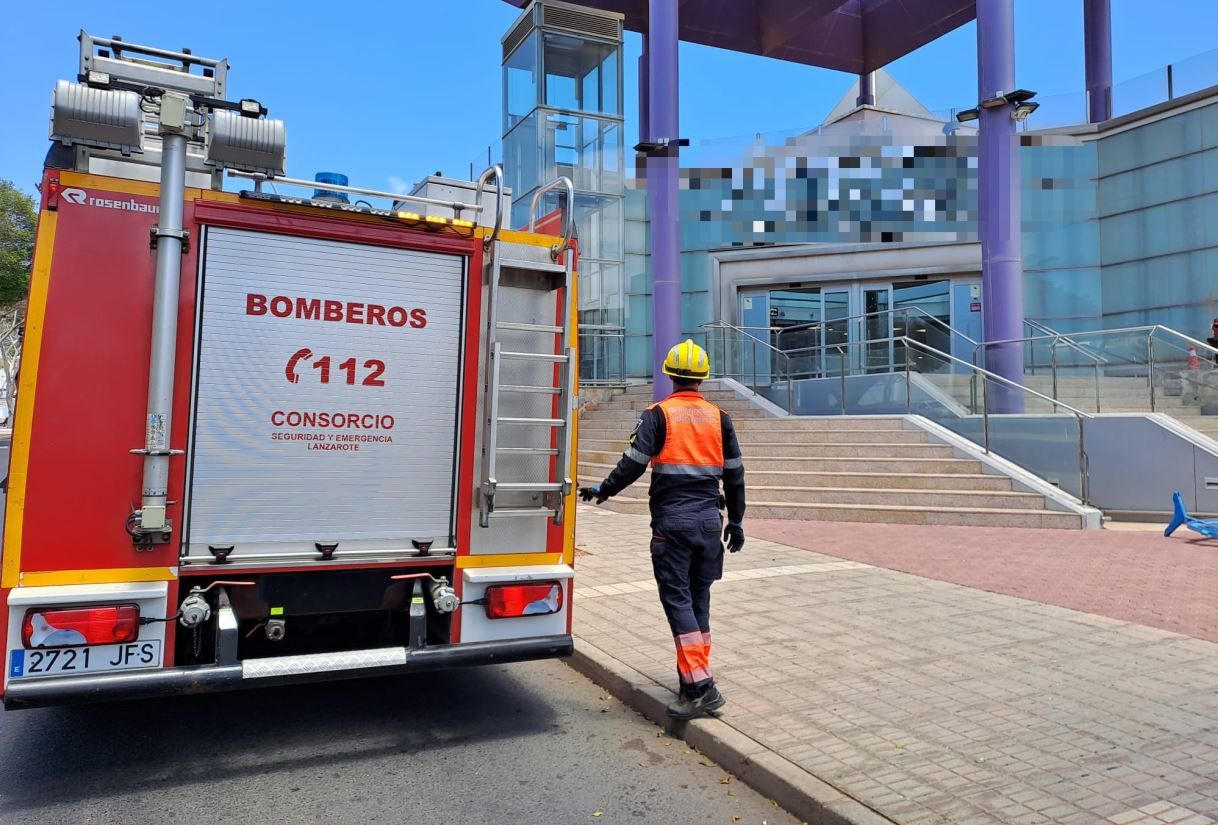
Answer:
xmin=769 ymin=287 xmax=822 ymax=380
xmin=891 ymin=279 xmax=952 ymax=373
xmin=823 ymin=289 xmax=850 ymax=376
xmin=740 ymin=277 xmax=963 ymax=381
xmin=862 ymin=286 xmax=893 ymax=372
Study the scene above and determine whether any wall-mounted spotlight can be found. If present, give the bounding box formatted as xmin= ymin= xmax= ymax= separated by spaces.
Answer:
xmin=634 ymin=137 xmax=690 ymax=156
xmin=1011 ymin=101 xmax=1040 ymax=122
xmin=958 ymin=89 xmax=1038 ymax=124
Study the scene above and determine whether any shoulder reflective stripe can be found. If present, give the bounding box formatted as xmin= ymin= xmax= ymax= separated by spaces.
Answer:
xmin=624 ymin=446 xmax=651 ymax=464
xmin=651 ymin=464 xmax=724 ymax=476
xmin=722 ymin=456 xmax=744 ymax=470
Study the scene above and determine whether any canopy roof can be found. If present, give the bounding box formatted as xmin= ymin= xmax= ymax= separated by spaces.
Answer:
xmin=503 ymin=0 xmax=977 ymax=75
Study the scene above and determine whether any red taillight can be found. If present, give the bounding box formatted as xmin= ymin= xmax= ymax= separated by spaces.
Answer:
xmin=45 ymin=177 xmax=61 ymax=211
xmin=484 ymin=582 xmax=564 ymax=620
xmin=22 ymin=604 xmax=140 ymax=649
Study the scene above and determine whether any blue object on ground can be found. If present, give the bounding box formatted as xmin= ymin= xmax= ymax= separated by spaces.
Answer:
xmin=1165 ymin=490 xmax=1218 ymax=538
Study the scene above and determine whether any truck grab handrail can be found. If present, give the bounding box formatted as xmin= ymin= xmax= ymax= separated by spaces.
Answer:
xmin=527 ymin=177 xmax=576 ymax=261
xmin=83 ymin=32 xmax=225 ymax=69
xmin=474 ymin=164 xmax=505 ymax=249
xmin=226 ymin=171 xmax=486 ymax=218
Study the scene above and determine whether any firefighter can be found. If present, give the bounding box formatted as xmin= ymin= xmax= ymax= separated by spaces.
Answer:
xmin=579 ymin=339 xmax=746 ymax=720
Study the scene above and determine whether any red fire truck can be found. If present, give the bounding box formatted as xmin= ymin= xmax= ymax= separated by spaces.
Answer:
xmin=1 ymin=33 xmax=578 ymax=708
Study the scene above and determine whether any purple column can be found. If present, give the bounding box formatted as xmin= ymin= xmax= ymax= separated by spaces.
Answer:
xmin=1084 ymin=0 xmax=1113 ymax=122
xmin=977 ymin=0 xmax=1025 ymax=412
xmin=856 ymin=71 xmax=875 ymax=107
xmin=648 ymin=0 xmax=680 ymax=400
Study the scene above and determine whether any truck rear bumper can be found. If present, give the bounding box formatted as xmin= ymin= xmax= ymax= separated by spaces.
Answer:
xmin=3 ymin=634 xmax=573 ymax=709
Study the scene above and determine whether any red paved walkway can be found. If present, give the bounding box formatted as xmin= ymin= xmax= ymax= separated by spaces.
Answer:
xmin=749 ymin=519 xmax=1218 ymax=643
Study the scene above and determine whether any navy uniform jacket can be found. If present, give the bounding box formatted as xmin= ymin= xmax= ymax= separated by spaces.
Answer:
xmin=597 ymin=391 xmax=746 ymax=523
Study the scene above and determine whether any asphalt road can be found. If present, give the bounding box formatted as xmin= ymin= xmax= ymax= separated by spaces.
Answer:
xmin=0 ymin=661 xmax=799 ymax=825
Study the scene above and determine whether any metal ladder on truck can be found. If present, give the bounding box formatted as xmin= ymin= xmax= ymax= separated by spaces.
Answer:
xmin=476 ymin=170 xmax=577 ymax=528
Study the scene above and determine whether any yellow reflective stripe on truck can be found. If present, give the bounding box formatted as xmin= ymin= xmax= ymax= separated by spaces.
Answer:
xmin=18 ymin=567 xmax=178 ymax=586
xmin=2 ymin=208 xmax=57 ymax=589
xmin=457 ymin=553 xmax=563 ymax=569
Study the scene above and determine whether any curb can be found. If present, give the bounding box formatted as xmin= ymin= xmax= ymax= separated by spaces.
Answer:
xmin=566 ymin=640 xmax=897 ymax=825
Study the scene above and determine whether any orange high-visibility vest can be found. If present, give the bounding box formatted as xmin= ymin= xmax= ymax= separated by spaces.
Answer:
xmin=648 ymin=392 xmax=724 ymax=476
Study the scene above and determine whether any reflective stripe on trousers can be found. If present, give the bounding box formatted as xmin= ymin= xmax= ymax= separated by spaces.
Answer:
xmin=675 ymin=630 xmax=713 ymax=685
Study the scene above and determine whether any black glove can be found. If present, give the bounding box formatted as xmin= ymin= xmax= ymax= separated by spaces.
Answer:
xmin=723 ymin=522 xmax=744 ymax=553
xmin=579 ymin=485 xmax=608 ymax=504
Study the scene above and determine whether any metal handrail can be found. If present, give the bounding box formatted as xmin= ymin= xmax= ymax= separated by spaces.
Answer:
xmin=700 ymin=320 xmax=784 ymax=353
xmin=527 ymin=176 xmax=576 ymax=261
xmin=700 ymin=321 xmax=796 ymax=409
xmin=1011 ymin=319 xmax=1108 ymax=411
xmin=1024 ymin=319 xmax=1108 ymax=362
xmin=699 ymin=325 xmax=1092 ymax=501
xmin=474 ymin=164 xmax=504 ymax=249
xmin=777 ymin=334 xmax=1092 ymax=502
xmin=900 ymin=337 xmax=1093 ymax=418
xmin=777 ymin=335 xmax=1093 ymax=416
xmin=226 ymin=171 xmax=485 ymax=216
xmin=976 ymin=324 xmax=1218 ymax=358
xmin=975 ymin=324 xmax=1218 ymax=413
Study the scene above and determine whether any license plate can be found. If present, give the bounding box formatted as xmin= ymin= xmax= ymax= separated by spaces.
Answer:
xmin=8 ymin=640 xmax=162 ymax=679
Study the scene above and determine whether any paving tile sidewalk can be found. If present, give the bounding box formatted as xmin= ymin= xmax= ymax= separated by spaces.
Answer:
xmin=747 ymin=520 xmax=1218 ymax=644
xmin=574 ymin=504 xmax=1218 ymax=825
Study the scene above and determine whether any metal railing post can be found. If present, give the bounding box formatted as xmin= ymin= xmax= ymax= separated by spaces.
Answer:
xmin=1093 ymin=360 xmax=1102 ymax=413
xmin=839 ymin=348 xmax=847 ymax=415
xmin=970 ymin=345 xmax=981 ymax=409
xmin=1078 ymin=415 xmax=1089 ymax=505
xmin=980 ymin=372 xmax=990 ymax=454
xmin=1148 ymin=333 xmax=1157 ymax=411
xmin=904 ymin=344 xmax=912 ymax=414
xmin=786 ymin=354 xmax=793 ymax=412
xmin=1050 ymin=339 xmax=1059 ymax=403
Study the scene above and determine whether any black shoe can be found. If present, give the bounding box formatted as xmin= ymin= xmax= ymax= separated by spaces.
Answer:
xmin=666 ymin=687 xmax=726 ymax=720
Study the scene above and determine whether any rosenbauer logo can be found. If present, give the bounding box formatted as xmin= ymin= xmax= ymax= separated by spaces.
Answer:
xmin=58 ymin=187 xmax=159 ymax=214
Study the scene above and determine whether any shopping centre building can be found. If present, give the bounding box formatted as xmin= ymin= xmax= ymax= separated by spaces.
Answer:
xmin=499 ymin=0 xmax=1218 ymax=384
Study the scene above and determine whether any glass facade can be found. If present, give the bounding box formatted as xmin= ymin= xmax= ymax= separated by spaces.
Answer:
xmin=1096 ymin=103 xmax=1218 ymax=333
xmin=619 ymin=96 xmax=1218 ymax=379
xmin=492 ymin=20 xmax=1218 ymax=383
xmin=501 ymin=9 xmax=625 ymax=383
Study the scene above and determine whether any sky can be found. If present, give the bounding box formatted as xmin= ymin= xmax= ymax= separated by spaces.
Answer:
xmin=2 ymin=0 xmax=1217 ymax=199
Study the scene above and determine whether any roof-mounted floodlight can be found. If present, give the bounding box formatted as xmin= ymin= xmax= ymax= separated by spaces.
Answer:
xmin=50 ymin=79 xmax=144 ymax=154
xmin=959 ymin=89 xmax=1037 ymax=124
xmin=1012 ymin=101 xmax=1040 ymax=122
xmin=205 ymin=109 xmax=286 ymax=176
xmin=238 ymin=98 xmax=265 ymax=117
xmin=634 ymin=137 xmax=690 ymax=155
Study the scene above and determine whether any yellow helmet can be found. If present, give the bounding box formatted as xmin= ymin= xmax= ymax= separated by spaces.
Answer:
xmin=662 ymin=339 xmax=711 ymax=380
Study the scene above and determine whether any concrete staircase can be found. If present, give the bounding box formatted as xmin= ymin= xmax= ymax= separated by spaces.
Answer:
xmin=578 ymin=383 xmax=1085 ymax=528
